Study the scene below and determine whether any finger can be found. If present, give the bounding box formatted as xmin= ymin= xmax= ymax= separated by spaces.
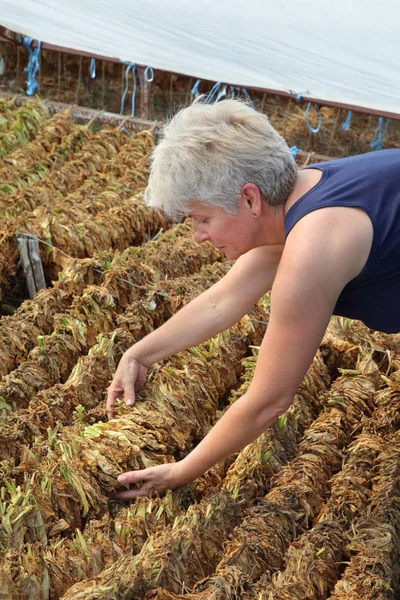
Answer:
xmin=124 ymin=385 xmax=136 ymax=408
xmin=106 ymin=388 xmax=122 ymax=420
xmin=117 ymin=469 xmax=148 ymax=485
xmin=115 ymin=483 xmax=154 ymax=500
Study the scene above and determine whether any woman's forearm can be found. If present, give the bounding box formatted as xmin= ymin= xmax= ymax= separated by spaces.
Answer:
xmin=129 ymin=286 xmax=254 ymax=367
xmin=128 ymin=248 xmax=280 ymax=368
xmin=175 ymin=391 xmax=292 ymax=485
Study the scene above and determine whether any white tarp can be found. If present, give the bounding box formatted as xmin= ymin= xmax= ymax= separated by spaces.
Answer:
xmin=0 ymin=0 xmax=399 ymax=114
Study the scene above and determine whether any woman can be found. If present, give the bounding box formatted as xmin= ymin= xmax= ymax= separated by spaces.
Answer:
xmin=107 ymin=99 xmax=400 ymax=499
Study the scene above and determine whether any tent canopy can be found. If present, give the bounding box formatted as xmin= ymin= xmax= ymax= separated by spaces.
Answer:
xmin=1 ymin=0 xmax=399 ymax=115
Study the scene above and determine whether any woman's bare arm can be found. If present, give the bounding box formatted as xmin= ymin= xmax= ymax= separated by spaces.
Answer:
xmin=106 ymin=244 xmax=282 ymax=417
xmin=116 ymin=206 xmax=372 ymax=495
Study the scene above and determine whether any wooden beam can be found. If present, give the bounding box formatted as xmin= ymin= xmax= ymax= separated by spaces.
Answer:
xmin=0 ymin=91 xmax=336 ymax=163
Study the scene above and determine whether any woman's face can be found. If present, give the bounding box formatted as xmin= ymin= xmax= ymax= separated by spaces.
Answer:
xmin=188 ymin=200 xmax=260 ymax=260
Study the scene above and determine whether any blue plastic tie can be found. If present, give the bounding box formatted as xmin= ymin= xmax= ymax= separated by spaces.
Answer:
xmin=120 ymin=62 xmax=137 ymax=117
xmin=341 ymin=110 xmax=352 ymax=131
xmin=191 ymin=79 xmax=201 ymax=98
xmin=215 ymin=84 xmax=227 ymax=103
xmin=204 ymin=82 xmax=221 ymax=104
xmin=241 ymin=88 xmax=254 ymax=107
xmin=304 ymin=102 xmax=322 ymax=134
xmin=90 ymin=59 xmax=96 ymax=79
xmin=229 ymin=86 xmax=240 ymax=99
xmin=23 ymin=37 xmax=41 ymax=95
xmin=290 ymin=91 xmax=303 ymax=101
xmin=144 ymin=66 xmax=154 ymax=82
xmin=370 ymin=117 xmax=391 ymax=151
xmin=290 ymin=146 xmax=300 ymax=160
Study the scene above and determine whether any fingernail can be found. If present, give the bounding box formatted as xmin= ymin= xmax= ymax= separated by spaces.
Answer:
xmin=118 ymin=475 xmax=127 ymax=483
xmin=127 ymin=399 xmax=134 ymax=406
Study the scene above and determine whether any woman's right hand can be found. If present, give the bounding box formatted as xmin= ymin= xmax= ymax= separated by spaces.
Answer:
xmin=106 ymin=351 xmax=148 ymax=419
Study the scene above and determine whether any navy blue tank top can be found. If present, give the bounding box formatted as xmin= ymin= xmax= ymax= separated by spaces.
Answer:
xmin=284 ymin=149 xmax=400 ymax=333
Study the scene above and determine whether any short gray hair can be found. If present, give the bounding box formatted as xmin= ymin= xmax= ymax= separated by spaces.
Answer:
xmin=144 ymin=98 xmax=297 ymax=221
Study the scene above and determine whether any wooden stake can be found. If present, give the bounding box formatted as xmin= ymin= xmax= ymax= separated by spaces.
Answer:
xmin=260 ymin=92 xmax=267 ymax=113
xmin=16 ymin=46 xmax=20 ymax=86
xmin=57 ymin=52 xmax=61 ymax=100
xmin=282 ymin=97 xmax=292 ymax=137
xmin=169 ymin=73 xmax=174 ymax=110
xmin=75 ymin=55 xmax=83 ymax=104
xmin=185 ymin=77 xmax=193 ymax=106
xmin=16 ymin=234 xmax=46 ymax=298
xmin=327 ymin=108 xmax=341 ymax=155
xmin=101 ymin=60 xmax=106 ymax=109
xmin=121 ymin=62 xmax=125 ymax=113
xmin=38 ymin=49 xmax=43 ymax=88
xmin=140 ymin=67 xmax=150 ymax=120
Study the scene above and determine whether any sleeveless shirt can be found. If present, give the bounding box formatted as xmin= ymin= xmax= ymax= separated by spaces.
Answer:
xmin=284 ymin=149 xmax=400 ymax=333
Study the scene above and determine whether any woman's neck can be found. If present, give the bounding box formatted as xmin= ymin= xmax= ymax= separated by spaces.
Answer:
xmin=284 ymin=168 xmax=323 ymax=216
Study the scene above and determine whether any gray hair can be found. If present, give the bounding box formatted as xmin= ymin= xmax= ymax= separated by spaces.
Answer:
xmin=144 ymin=98 xmax=297 ymax=221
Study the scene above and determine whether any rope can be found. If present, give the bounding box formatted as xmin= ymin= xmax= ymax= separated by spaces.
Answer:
xmin=240 ymin=88 xmax=254 ymax=107
xmin=90 ymin=58 xmax=96 ymax=79
xmin=204 ymin=82 xmax=221 ymax=104
xmin=120 ymin=62 xmax=137 ymax=116
xmin=341 ymin=110 xmax=352 ymax=131
xmin=144 ymin=66 xmax=154 ymax=82
xmin=191 ymin=79 xmax=201 ymax=98
xmin=22 ymin=37 xmax=41 ymax=96
xmin=215 ymin=84 xmax=227 ymax=103
xmin=290 ymin=146 xmax=300 ymax=160
xmin=370 ymin=117 xmax=391 ymax=151
xmin=291 ymin=91 xmax=306 ymax=101
xmin=304 ymin=102 xmax=322 ymax=134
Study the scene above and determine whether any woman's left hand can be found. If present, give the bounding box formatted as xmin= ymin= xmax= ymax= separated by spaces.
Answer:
xmin=115 ymin=462 xmax=185 ymax=499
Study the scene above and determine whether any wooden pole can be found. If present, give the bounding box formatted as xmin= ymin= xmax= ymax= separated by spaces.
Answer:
xmin=16 ymin=46 xmax=20 ymax=87
xmin=140 ymin=67 xmax=150 ymax=120
xmin=75 ymin=55 xmax=83 ymax=104
xmin=101 ymin=60 xmax=106 ymax=109
xmin=169 ymin=73 xmax=174 ymax=110
xmin=121 ymin=62 xmax=125 ymax=113
xmin=57 ymin=52 xmax=61 ymax=100
xmin=16 ymin=234 xmax=47 ymax=298
xmin=185 ymin=77 xmax=193 ymax=106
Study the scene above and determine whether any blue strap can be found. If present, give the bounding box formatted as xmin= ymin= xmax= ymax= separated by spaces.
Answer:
xmin=120 ymin=62 xmax=137 ymax=116
xmin=90 ymin=59 xmax=96 ymax=79
xmin=22 ymin=37 xmax=41 ymax=95
xmin=144 ymin=66 xmax=154 ymax=82
xmin=204 ymin=82 xmax=221 ymax=104
xmin=215 ymin=84 xmax=227 ymax=103
xmin=229 ymin=85 xmax=241 ymax=99
xmin=191 ymin=79 xmax=201 ymax=98
xmin=290 ymin=146 xmax=300 ymax=160
xmin=240 ymin=88 xmax=254 ymax=107
xmin=341 ymin=110 xmax=352 ymax=131
xmin=370 ymin=117 xmax=391 ymax=151
xmin=304 ymin=102 xmax=322 ymax=134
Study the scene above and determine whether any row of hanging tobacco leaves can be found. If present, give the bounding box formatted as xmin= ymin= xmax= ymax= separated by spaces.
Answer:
xmin=0 ymin=98 xmax=400 ymax=600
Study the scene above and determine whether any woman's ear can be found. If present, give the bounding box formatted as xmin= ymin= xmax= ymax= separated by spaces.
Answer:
xmin=241 ymin=183 xmax=263 ymax=215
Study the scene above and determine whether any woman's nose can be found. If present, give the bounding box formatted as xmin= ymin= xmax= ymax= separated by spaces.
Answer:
xmin=193 ymin=225 xmax=210 ymax=244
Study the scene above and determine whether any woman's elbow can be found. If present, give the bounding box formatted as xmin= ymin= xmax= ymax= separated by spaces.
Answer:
xmin=245 ymin=392 xmax=293 ymax=430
